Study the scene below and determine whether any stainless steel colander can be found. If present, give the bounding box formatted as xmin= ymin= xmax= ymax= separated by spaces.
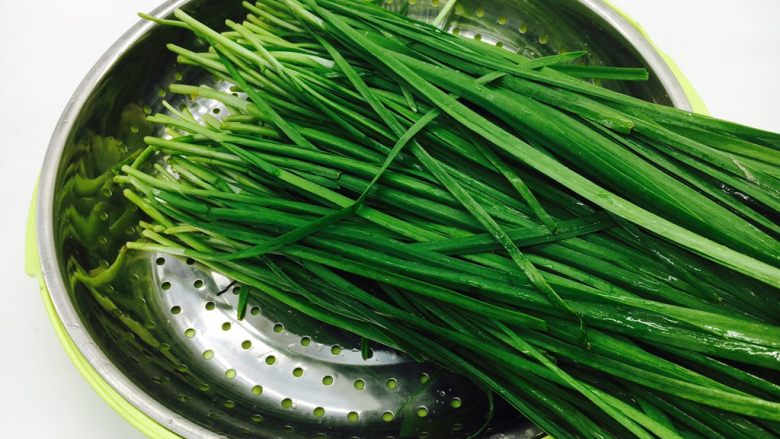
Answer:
xmin=34 ymin=0 xmax=692 ymax=437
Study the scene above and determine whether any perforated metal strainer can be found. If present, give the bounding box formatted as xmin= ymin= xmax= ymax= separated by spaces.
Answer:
xmin=34 ymin=0 xmax=692 ymax=438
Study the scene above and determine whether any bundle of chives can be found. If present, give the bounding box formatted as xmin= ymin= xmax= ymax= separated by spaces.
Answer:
xmin=98 ymin=1 xmax=780 ymax=437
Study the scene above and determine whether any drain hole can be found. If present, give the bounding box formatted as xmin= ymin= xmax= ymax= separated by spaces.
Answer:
xmin=251 ymin=414 xmax=263 ymax=423
xmin=265 ymin=355 xmax=277 ymax=365
xmin=330 ymin=345 xmax=342 ymax=355
xmin=382 ymin=411 xmax=394 ymax=422
xmin=250 ymin=306 xmax=260 ymax=315
xmin=251 ymin=385 xmax=263 ymax=395
xmin=156 ymin=257 xmax=166 ymax=266
xmin=419 ymin=373 xmax=430 ymax=384
xmin=205 ymin=301 xmax=216 ymax=311
xmin=416 ymin=406 xmax=428 ymax=418
xmin=170 ymin=305 xmax=181 ymax=315
xmin=223 ymin=400 xmax=235 ymax=409
xmin=386 ymin=378 xmax=398 ymax=390
xmin=293 ymin=367 xmax=304 ymax=377
xmin=273 ymin=323 xmax=284 ymax=333
xmin=221 ymin=322 xmax=232 ymax=331
xmin=281 ymin=398 xmax=293 ymax=409
xmin=184 ymin=328 xmax=196 ymax=338
xmin=301 ymin=336 xmax=311 ymax=346
xmin=451 ymin=397 xmax=462 ymax=408
xmin=241 ymin=340 xmax=252 ymax=350
xmin=225 ymin=369 xmax=237 ymax=379
xmin=193 ymin=279 xmax=204 ymax=288
xmin=161 ymin=281 xmax=172 ymax=291
xmin=354 ymin=379 xmax=365 ymax=390
xmin=313 ymin=407 xmax=325 ymax=417
xmin=322 ymin=375 xmax=334 ymax=386
xmin=202 ymin=350 xmax=214 ymax=360
xmin=347 ymin=412 xmax=359 ymax=422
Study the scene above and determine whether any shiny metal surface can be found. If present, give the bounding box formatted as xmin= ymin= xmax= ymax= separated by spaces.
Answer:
xmin=36 ymin=0 xmax=691 ymax=438
xmin=135 ymin=251 xmax=488 ymax=437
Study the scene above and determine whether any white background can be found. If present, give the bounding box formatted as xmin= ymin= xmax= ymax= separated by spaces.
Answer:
xmin=0 ymin=1 xmax=778 ymax=438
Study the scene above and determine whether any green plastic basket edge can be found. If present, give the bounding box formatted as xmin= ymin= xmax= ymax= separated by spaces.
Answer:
xmin=24 ymin=5 xmax=707 ymax=438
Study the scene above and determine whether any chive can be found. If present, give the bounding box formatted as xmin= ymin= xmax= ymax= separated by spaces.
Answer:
xmin=308 ymin=9 xmax=586 ymax=337
xmin=365 ymin=48 xmax=779 ymax=285
xmin=113 ymin=4 xmax=780 ymax=437
xmin=551 ymin=65 xmax=650 ymax=81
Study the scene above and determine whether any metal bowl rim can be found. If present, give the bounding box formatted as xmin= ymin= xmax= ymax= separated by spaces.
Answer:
xmin=35 ymin=1 xmax=691 ymax=437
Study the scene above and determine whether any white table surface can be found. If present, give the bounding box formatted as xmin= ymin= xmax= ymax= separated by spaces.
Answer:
xmin=0 ymin=1 xmax=777 ymax=438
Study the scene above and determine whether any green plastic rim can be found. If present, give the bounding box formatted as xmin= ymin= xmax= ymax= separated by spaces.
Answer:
xmin=25 ymin=4 xmax=706 ymax=438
